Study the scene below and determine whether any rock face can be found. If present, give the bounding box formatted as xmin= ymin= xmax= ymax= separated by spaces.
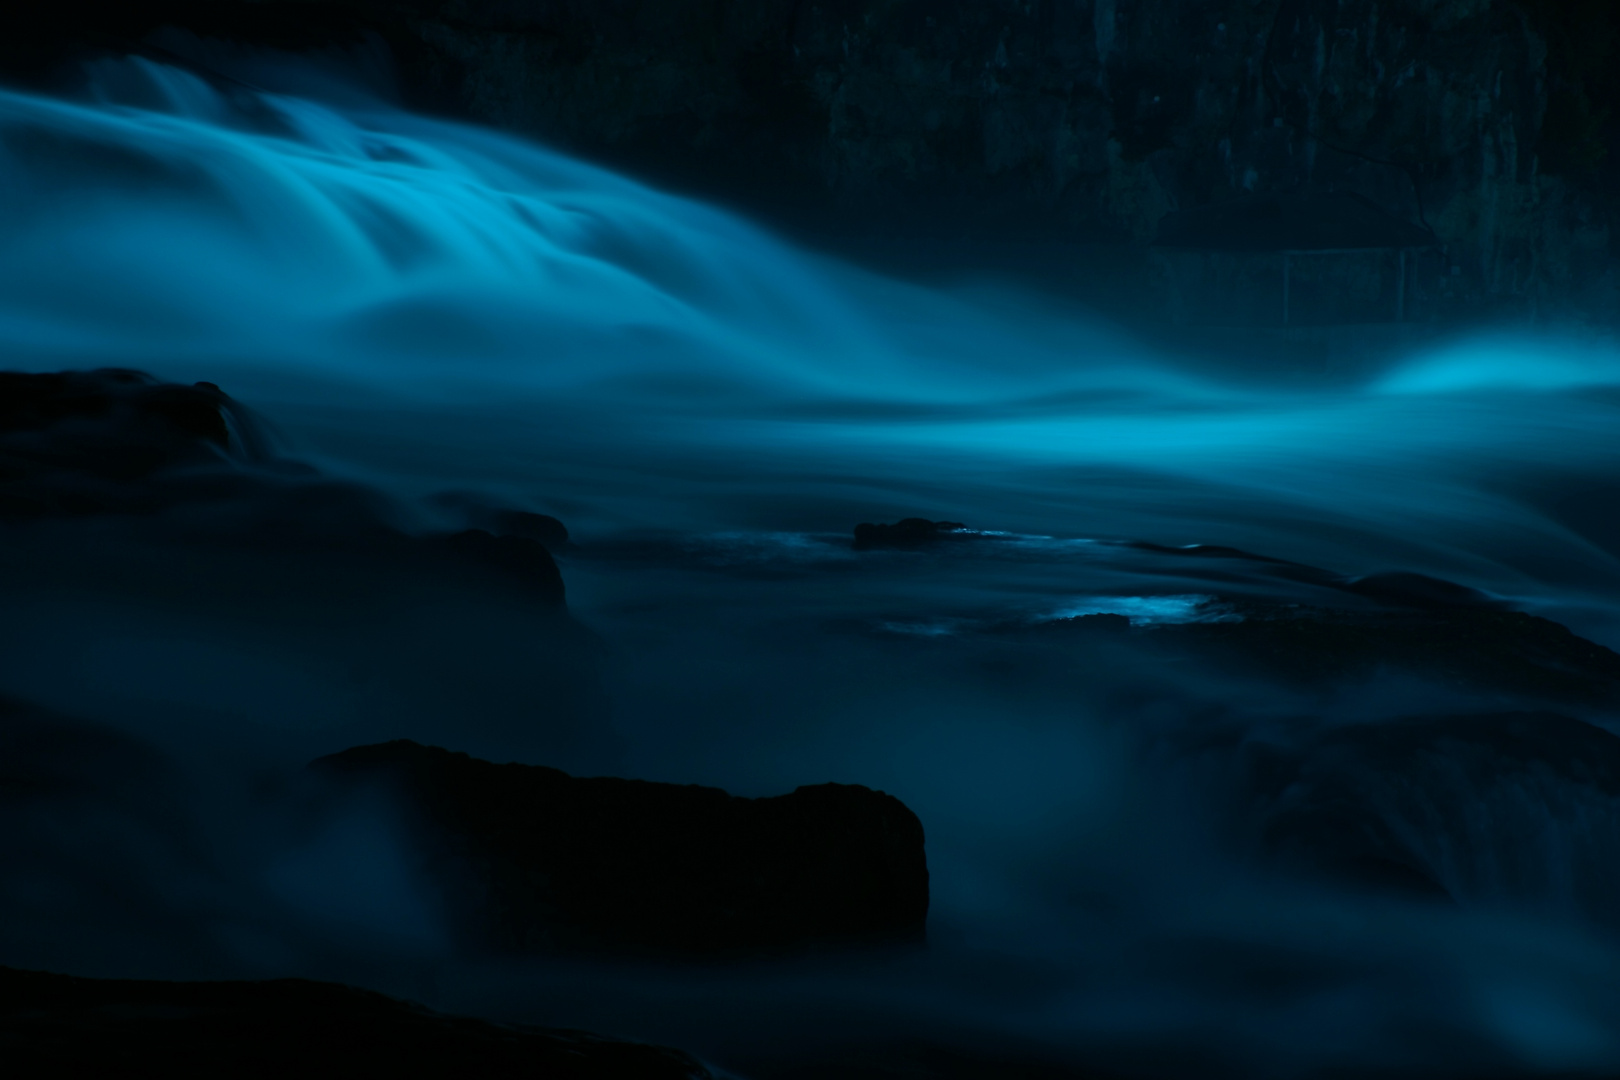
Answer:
xmin=436 ymin=529 xmax=567 ymax=607
xmin=1244 ymin=711 xmax=1620 ymax=920
xmin=0 ymin=965 xmax=713 ymax=1078
xmin=0 ymin=370 xmax=607 ymax=766
xmin=0 ymin=369 xmax=241 ymax=518
xmin=852 ymin=518 xmax=969 ymax=550
xmin=1156 ymin=602 xmax=1620 ymax=704
xmin=10 ymin=1 xmax=1616 ymax=320
xmin=0 ymin=368 xmax=569 ymax=606
xmin=311 ymin=740 xmax=930 ymax=958
xmin=1131 ymin=598 xmax=1620 ymax=916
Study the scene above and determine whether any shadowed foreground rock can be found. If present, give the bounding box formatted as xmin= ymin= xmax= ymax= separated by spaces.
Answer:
xmin=312 ymin=741 xmax=929 ymax=959
xmin=0 ymin=966 xmax=712 ymax=1079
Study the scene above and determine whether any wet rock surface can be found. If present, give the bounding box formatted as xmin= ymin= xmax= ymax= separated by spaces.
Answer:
xmin=853 ymin=518 xmax=970 ymax=550
xmin=0 ymin=369 xmax=244 ymax=519
xmin=0 ymin=965 xmax=714 ymax=1078
xmin=0 ymin=368 xmax=570 ymax=605
xmin=1148 ymin=601 xmax=1620 ymax=704
xmin=311 ymin=740 xmax=930 ymax=959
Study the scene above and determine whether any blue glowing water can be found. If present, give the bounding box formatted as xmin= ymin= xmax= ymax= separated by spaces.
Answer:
xmin=6 ymin=51 xmax=1620 ymax=1079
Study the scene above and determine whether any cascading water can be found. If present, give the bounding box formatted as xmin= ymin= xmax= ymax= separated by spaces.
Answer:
xmin=6 ymin=45 xmax=1620 ymax=1079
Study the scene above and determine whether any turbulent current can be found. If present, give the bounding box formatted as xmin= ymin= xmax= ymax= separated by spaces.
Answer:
xmin=7 ymin=45 xmax=1620 ymax=1079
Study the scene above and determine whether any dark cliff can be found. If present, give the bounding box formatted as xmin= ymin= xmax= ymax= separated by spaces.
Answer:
xmin=9 ymin=0 xmax=1619 ymax=321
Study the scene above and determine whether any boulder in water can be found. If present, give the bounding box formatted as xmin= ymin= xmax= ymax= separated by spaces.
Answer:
xmin=1341 ymin=571 xmax=1505 ymax=611
xmin=310 ymin=740 xmax=929 ymax=959
xmin=492 ymin=509 xmax=570 ymax=550
xmin=853 ymin=518 xmax=969 ymax=550
xmin=1152 ymin=603 xmax=1620 ymax=705
xmin=435 ymin=529 xmax=567 ymax=607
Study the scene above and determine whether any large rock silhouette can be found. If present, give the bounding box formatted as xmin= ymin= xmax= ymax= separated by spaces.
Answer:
xmin=311 ymin=741 xmax=930 ymax=959
xmin=0 ymin=965 xmax=713 ymax=1078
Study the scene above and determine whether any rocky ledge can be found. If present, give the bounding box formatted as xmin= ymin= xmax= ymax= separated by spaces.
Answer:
xmin=0 ymin=368 xmax=569 ymax=605
xmin=312 ymin=740 xmax=930 ymax=959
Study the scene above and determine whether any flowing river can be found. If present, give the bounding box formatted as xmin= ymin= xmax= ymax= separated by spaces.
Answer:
xmin=4 ymin=44 xmax=1620 ymax=1079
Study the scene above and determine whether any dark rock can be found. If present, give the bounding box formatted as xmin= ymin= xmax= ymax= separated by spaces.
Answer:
xmin=436 ymin=529 xmax=566 ymax=607
xmin=0 ymin=369 xmax=243 ymax=518
xmin=1042 ymin=613 xmax=1133 ymax=636
xmin=0 ymin=372 xmax=574 ymax=614
xmin=1152 ymin=603 xmax=1620 ymax=704
xmin=0 ymin=965 xmax=713 ymax=1078
xmin=1341 ymin=571 xmax=1506 ymax=610
xmin=424 ymin=494 xmax=572 ymax=550
xmin=1246 ymin=712 xmax=1620 ymax=918
xmin=1121 ymin=542 xmax=1504 ymax=610
xmin=0 ymin=369 xmax=229 ymax=452
xmin=853 ymin=518 xmax=969 ymax=551
xmin=0 ymin=368 xmax=335 ymax=526
xmin=491 ymin=509 xmax=569 ymax=549
xmin=310 ymin=741 xmax=929 ymax=959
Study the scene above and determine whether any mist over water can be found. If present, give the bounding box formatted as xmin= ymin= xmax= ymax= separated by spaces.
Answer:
xmin=6 ymin=45 xmax=1620 ymax=1078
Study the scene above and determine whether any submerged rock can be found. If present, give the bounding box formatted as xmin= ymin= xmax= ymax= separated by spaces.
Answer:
xmin=1153 ymin=603 xmax=1620 ymax=705
xmin=1340 ymin=571 xmax=1506 ymax=611
xmin=0 ymin=965 xmax=713 ymax=1078
xmin=1246 ymin=711 xmax=1620 ymax=918
xmin=853 ymin=518 xmax=969 ymax=550
xmin=310 ymin=741 xmax=929 ymax=959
